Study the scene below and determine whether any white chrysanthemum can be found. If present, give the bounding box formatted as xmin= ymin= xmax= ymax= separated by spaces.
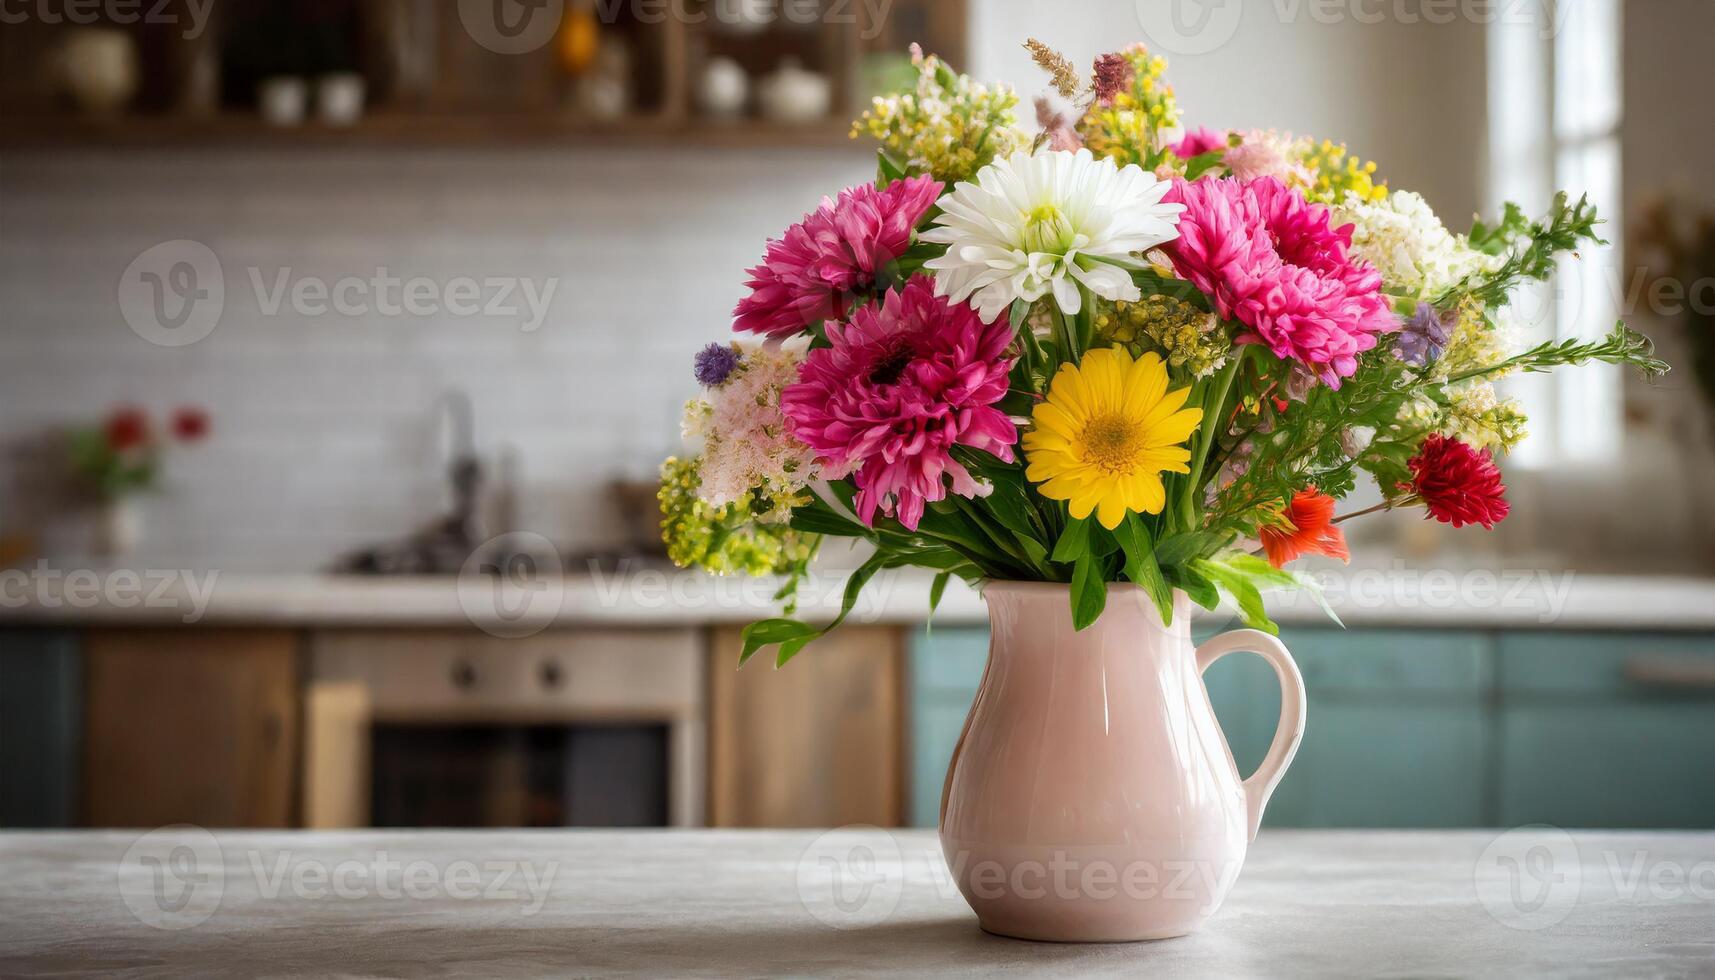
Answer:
xmin=1339 ymin=190 xmax=1504 ymax=298
xmin=921 ymin=149 xmax=1184 ymax=323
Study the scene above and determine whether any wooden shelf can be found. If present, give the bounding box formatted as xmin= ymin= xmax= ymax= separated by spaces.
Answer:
xmin=0 ymin=113 xmax=861 ymax=151
xmin=0 ymin=0 xmax=964 ymax=153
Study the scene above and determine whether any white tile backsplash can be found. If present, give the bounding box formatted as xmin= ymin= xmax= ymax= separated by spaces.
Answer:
xmin=0 ymin=148 xmax=874 ymax=571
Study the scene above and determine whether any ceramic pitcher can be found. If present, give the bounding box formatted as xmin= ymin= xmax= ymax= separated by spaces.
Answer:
xmin=939 ymin=582 xmax=1306 ymax=943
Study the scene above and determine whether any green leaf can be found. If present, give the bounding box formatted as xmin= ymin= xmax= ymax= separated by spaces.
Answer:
xmin=788 ymin=506 xmax=872 ymax=539
xmin=1115 ymin=514 xmax=1173 ymax=624
xmin=741 ymin=550 xmax=894 ymax=667
xmin=1183 ymin=148 xmax=1226 ymax=180
xmin=739 ymin=618 xmax=821 ymax=666
xmin=1152 ymin=531 xmax=1226 ymax=568
xmin=877 ymin=150 xmax=908 ymax=185
xmin=775 ymin=634 xmax=816 ymax=668
xmin=927 ymin=571 xmax=951 ymax=634
xmin=1221 ymin=553 xmax=1301 ymax=590
xmin=1166 ymin=564 xmax=1221 ymax=612
xmin=1051 ymin=517 xmax=1092 ymax=564
xmin=1070 ymin=553 xmax=1107 ymax=631
xmin=1191 ymin=558 xmax=1278 ymax=635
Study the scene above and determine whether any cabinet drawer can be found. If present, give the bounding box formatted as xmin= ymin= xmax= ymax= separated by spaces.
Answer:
xmin=311 ymin=629 xmax=701 ymax=719
xmin=1279 ymin=629 xmax=1490 ymax=693
xmin=1499 ymin=633 xmax=1715 ymax=695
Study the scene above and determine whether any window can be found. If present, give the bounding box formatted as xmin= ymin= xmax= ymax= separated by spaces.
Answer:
xmin=1487 ymin=0 xmax=1624 ymax=466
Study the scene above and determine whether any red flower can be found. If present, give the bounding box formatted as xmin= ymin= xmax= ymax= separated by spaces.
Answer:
xmin=1408 ymin=434 xmax=1511 ymax=529
xmin=105 ymin=407 xmax=150 ymax=452
xmin=1259 ymin=487 xmax=1350 ymax=568
xmin=172 ymin=406 xmax=211 ymax=442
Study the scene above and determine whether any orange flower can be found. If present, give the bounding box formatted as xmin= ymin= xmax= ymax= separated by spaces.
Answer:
xmin=1259 ymin=488 xmax=1351 ymax=569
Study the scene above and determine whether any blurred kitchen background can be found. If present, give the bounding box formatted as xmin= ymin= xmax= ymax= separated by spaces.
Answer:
xmin=2 ymin=1 xmax=1714 ymax=834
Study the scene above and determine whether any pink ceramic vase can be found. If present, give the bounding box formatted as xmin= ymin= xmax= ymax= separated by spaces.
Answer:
xmin=939 ymin=582 xmax=1306 ymax=943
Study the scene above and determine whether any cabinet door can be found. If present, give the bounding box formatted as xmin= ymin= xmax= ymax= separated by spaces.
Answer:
xmin=0 ymin=631 xmax=82 ymax=828
xmin=1498 ymin=632 xmax=1715 ymax=828
xmin=83 ymin=630 xmax=299 ymax=828
xmin=1209 ymin=629 xmax=1493 ymax=828
xmin=708 ymin=627 xmax=903 ymax=828
xmin=907 ymin=628 xmax=989 ymax=828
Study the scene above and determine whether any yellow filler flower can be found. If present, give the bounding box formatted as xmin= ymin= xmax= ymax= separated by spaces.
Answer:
xmin=1023 ymin=349 xmax=1204 ymax=530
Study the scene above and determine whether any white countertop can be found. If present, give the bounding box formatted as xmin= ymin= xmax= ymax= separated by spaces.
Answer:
xmin=3 ymin=566 xmax=1715 ymax=631
xmin=1 ymin=828 xmax=1709 ymax=978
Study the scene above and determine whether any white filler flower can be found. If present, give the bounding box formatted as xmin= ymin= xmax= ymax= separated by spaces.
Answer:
xmin=922 ymin=148 xmax=1183 ymax=323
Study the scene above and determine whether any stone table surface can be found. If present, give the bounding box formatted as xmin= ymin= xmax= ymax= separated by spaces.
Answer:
xmin=0 ymin=829 xmax=1710 ymax=979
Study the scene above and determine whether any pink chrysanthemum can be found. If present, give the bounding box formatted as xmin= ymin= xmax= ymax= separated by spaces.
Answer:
xmin=781 ymin=276 xmax=1017 ymax=530
xmin=733 ymin=175 xmax=943 ymax=339
xmin=1163 ymin=176 xmax=1397 ymax=387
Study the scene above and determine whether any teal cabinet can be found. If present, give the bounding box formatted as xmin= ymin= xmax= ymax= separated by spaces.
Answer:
xmin=1496 ymin=633 xmax=1715 ymax=828
xmin=908 ymin=628 xmax=988 ymax=828
xmin=908 ymin=626 xmax=1492 ymax=829
xmin=1219 ymin=629 xmax=1493 ymax=829
xmin=0 ymin=631 xmax=83 ymax=828
xmin=908 ymin=625 xmax=1715 ymax=829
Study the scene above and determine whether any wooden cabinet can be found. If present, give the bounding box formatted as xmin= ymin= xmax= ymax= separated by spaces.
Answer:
xmin=707 ymin=626 xmax=904 ymax=828
xmin=82 ymin=630 xmax=299 ymax=828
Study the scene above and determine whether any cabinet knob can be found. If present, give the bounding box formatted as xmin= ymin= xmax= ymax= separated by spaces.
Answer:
xmin=539 ymin=660 xmax=563 ymax=690
xmin=450 ymin=660 xmax=478 ymax=691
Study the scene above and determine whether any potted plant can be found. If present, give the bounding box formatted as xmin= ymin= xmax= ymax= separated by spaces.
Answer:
xmin=70 ymin=405 xmax=209 ymax=557
xmin=662 ymin=42 xmax=1666 ymax=942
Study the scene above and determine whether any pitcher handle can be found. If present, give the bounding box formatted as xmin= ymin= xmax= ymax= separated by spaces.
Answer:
xmin=1196 ymin=630 xmax=1307 ymax=842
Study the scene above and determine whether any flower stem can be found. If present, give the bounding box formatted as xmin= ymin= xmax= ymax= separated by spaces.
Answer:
xmin=1053 ymin=305 xmax=1081 ymax=366
xmin=1181 ymin=349 xmax=1244 ymax=531
xmin=1331 ymin=500 xmax=1398 ymax=526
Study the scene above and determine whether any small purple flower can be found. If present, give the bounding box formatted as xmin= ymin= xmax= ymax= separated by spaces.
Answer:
xmin=1396 ymin=302 xmax=1452 ymax=367
xmin=694 ymin=343 xmax=742 ymax=387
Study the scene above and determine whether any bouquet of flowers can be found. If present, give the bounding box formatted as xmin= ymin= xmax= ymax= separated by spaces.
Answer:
xmin=663 ymin=41 xmax=1666 ymax=665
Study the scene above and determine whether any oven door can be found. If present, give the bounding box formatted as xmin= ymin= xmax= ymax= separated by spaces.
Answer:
xmin=305 ymin=629 xmax=703 ymax=829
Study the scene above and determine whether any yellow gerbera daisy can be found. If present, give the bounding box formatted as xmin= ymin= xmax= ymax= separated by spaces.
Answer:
xmin=1022 ymin=349 xmax=1204 ymax=530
